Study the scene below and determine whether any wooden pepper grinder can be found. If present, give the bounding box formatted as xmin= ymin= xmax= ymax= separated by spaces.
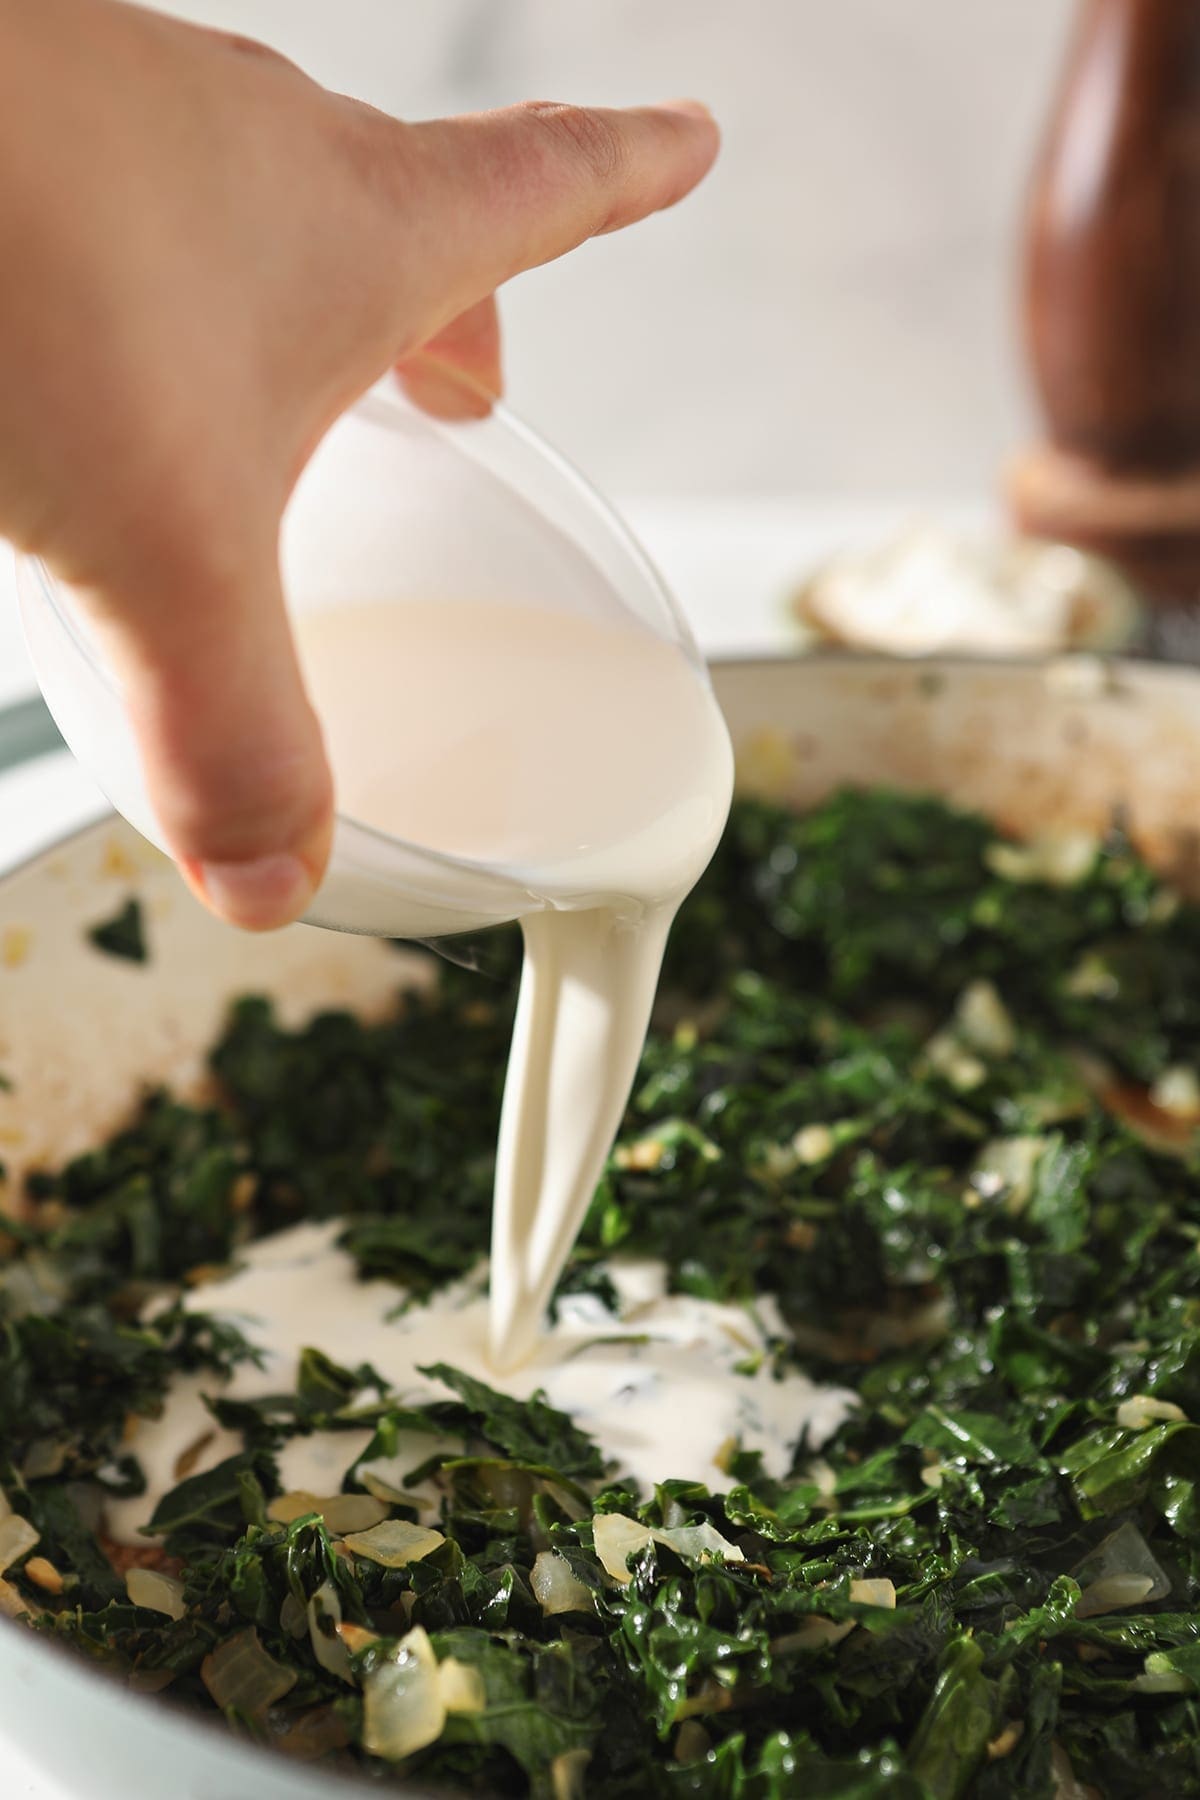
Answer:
xmin=1009 ymin=0 xmax=1200 ymax=648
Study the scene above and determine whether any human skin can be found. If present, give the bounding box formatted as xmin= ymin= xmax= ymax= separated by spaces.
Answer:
xmin=0 ymin=0 xmax=718 ymax=927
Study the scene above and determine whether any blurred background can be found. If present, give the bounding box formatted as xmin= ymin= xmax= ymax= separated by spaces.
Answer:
xmin=153 ymin=0 xmax=1074 ymax=502
xmin=1 ymin=0 xmax=1160 ymax=724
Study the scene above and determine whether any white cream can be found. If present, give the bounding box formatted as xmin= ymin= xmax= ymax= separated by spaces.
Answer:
xmin=294 ymin=599 xmax=733 ymax=1368
xmin=106 ymin=1221 xmax=854 ymax=1543
xmin=103 ymin=596 xmax=760 ymax=1544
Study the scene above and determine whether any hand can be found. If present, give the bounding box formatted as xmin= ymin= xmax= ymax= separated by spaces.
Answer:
xmin=0 ymin=0 xmax=718 ymax=928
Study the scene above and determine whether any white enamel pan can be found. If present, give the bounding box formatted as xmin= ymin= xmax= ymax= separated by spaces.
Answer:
xmin=2 ymin=652 xmax=1199 ymax=1799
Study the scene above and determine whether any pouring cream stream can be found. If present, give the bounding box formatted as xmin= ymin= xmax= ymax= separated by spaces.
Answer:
xmin=294 ymin=596 xmax=733 ymax=1369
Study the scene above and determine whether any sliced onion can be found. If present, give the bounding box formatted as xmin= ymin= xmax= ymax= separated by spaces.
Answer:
xmin=0 ymin=1513 xmax=39 ymax=1574
xmin=201 ymin=1628 xmax=298 ymax=1716
xmin=662 ymin=1522 xmax=745 ymax=1566
xmin=971 ymin=1137 xmax=1047 ymax=1213
xmin=956 ymin=980 xmax=1017 ymax=1057
xmin=771 ymin=1617 xmax=856 ymax=1652
xmin=1074 ymin=1573 xmax=1155 ymax=1618
xmin=1150 ymin=1065 xmax=1200 ymax=1118
xmin=359 ymin=1468 xmax=409 ymax=1504
xmin=849 ymin=1578 xmax=896 ymax=1609
xmin=267 ymin=1491 xmax=390 ymax=1534
xmin=478 ymin=1464 xmax=532 ymax=1510
xmin=0 ymin=1578 xmax=29 ymax=1619
xmin=24 ymin=1557 xmax=63 ymax=1596
xmin=1116 ymin=1394 xmax=1187 ymax=1430
xmin=362 ymin=1625 xmax=446 ymax=1761
xmin=986 ymin=1721 xmax=1024 ymax=1762
xmin=125 ymin=1567 xmax=186 ymax=1620
xmin=276 ymin=1703 xmax=352 ymax=1762
xmin=1133 ymin=1670 xmax=1192 ymax=1696
xmin=551 ymin=1748 xmax=592 ymax=1800
xmin=1050 ymin=1740 xmax=1102 ymax=1800
xmin=592 ymin=1514 xmax=653 ymax=1583
xmin=924 ymin=1031 xmax=987 ymax=1093
xmin=342 ymin=1519 xmax=444 ymax=1567
xmin=592 ymin=1512 xmax=743 ymax=1586
xmin=437 ymin=1656 xmax=486 ymax=1714
xmin=673 ymin=1721 xmax=712 ymax=1764
xmin=357 ymin=1432 xmax=460 ymax=1506
xmin=986 ymin=834 xmax=1098 ymax=889
xmin=1072 ymin=1520 xmax=1170 ymax=1617
xmin=307 ymin=1581 xmax=353 ymax=1684
xmin=793 ymin=1123 xmax=836 ymax=1165
xmin=531 ymin=1550 xmax=594 ymax=1616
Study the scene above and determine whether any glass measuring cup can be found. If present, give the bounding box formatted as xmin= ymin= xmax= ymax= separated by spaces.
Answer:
xmin=16 ymin=377 xmax=709 ymax=940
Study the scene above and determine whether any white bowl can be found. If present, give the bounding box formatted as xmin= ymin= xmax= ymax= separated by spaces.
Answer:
xmin=17 ymin=381 xmax=703 ymax=939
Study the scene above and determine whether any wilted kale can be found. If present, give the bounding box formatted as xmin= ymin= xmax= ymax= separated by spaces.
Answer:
xmin=5 ymin=791 xmax=1200 ymax=1796
xmin=86 ymin=896 xmax=148 ymax=964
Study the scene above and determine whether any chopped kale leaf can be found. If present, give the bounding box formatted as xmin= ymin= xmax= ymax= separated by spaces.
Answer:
xmin=9 ymin=790 xmax=1200 ymax=1796
xmin=86 ymin=896 xmax=148 ymax=964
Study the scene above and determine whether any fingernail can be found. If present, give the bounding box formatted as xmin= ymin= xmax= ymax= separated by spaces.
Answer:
xmin=656 ymin=98 xmax=715 ymax=124
xmin=397 ymin=358 xmax=496 ymax=422
xmin=192 ymin=852 xmax=315 ymax=931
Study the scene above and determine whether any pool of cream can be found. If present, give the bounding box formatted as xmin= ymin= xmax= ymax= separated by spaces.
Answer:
xmin=106 ymin=1219 xmax=853 ymax=1542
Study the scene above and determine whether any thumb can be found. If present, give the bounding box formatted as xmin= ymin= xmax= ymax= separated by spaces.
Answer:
xmin=76 ymin=528 xmax=333 ymax=932
xmin=377 ymin=99 xmax=720 ymax=349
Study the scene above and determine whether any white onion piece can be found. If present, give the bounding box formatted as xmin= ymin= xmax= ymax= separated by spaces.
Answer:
xmin=125 ymin=1568 xmax=186 ymax=1621
xmin=665 ymin=1522 xmax=745 ymax=1564
xmin=0 ymin=1513 xmax=38 ymax=1573
xmin=972 ymin=1137 xmax=1047 ymax=1213
xmin=674 ymin=1721 xmax=713 ymax=1764
xmin=307 ymin=1581 xmax=353 ymax=1684
xmin=850 ymin=1578 xmax=896 ymax=1609
xmin=0 ymin=1579 xmax=29 ymax=1618
xmin=551 ymin=1748 xmax=592 ymax=1800
xmin=531 ymin=1551 xmax=594 ymax=1616
xmin=1133 ymin=1670 xmax=1192 ymax=1696
xmin=956 ymin=980 xmax=1017 ymax=1058
xmin=592 ymin=1514 xmax=654 ymax=1583
xmin=362 ymin=1625 xmax=446 ymax=1761
xmin=267 ymin=1492 xmax=389 ymax=1533
xmin=201 ymin=1628 xmax=297 ymax=1715
xmin=1074 ymin=1574 xmax=1155 ymax=1619
xmin=772 ymin=1617 xmax=856 ymax=1652
xmin=358 ymin=1469 xmax=406 ymax=1503
xmin=593 ymin=1512 xmax=743 ymax=1587
xmin=1116 ymin=1395 xmax=1187 ymax=1430
xmin=1072 ymin=1520 xmax=1170 ymax=1617
xmin=1050 ymin=1740 xmax=1102 ymax=1800
xmin=342 ymin=1520 xmax=444 ymax=1567
xmin=437 ymin=1656 xmax=486 ymax=1714
xmin=986 ymin=835 xmax=1099 ymax=889
xmin=1150 ymin=1066 xmax=1200 ymax=1118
